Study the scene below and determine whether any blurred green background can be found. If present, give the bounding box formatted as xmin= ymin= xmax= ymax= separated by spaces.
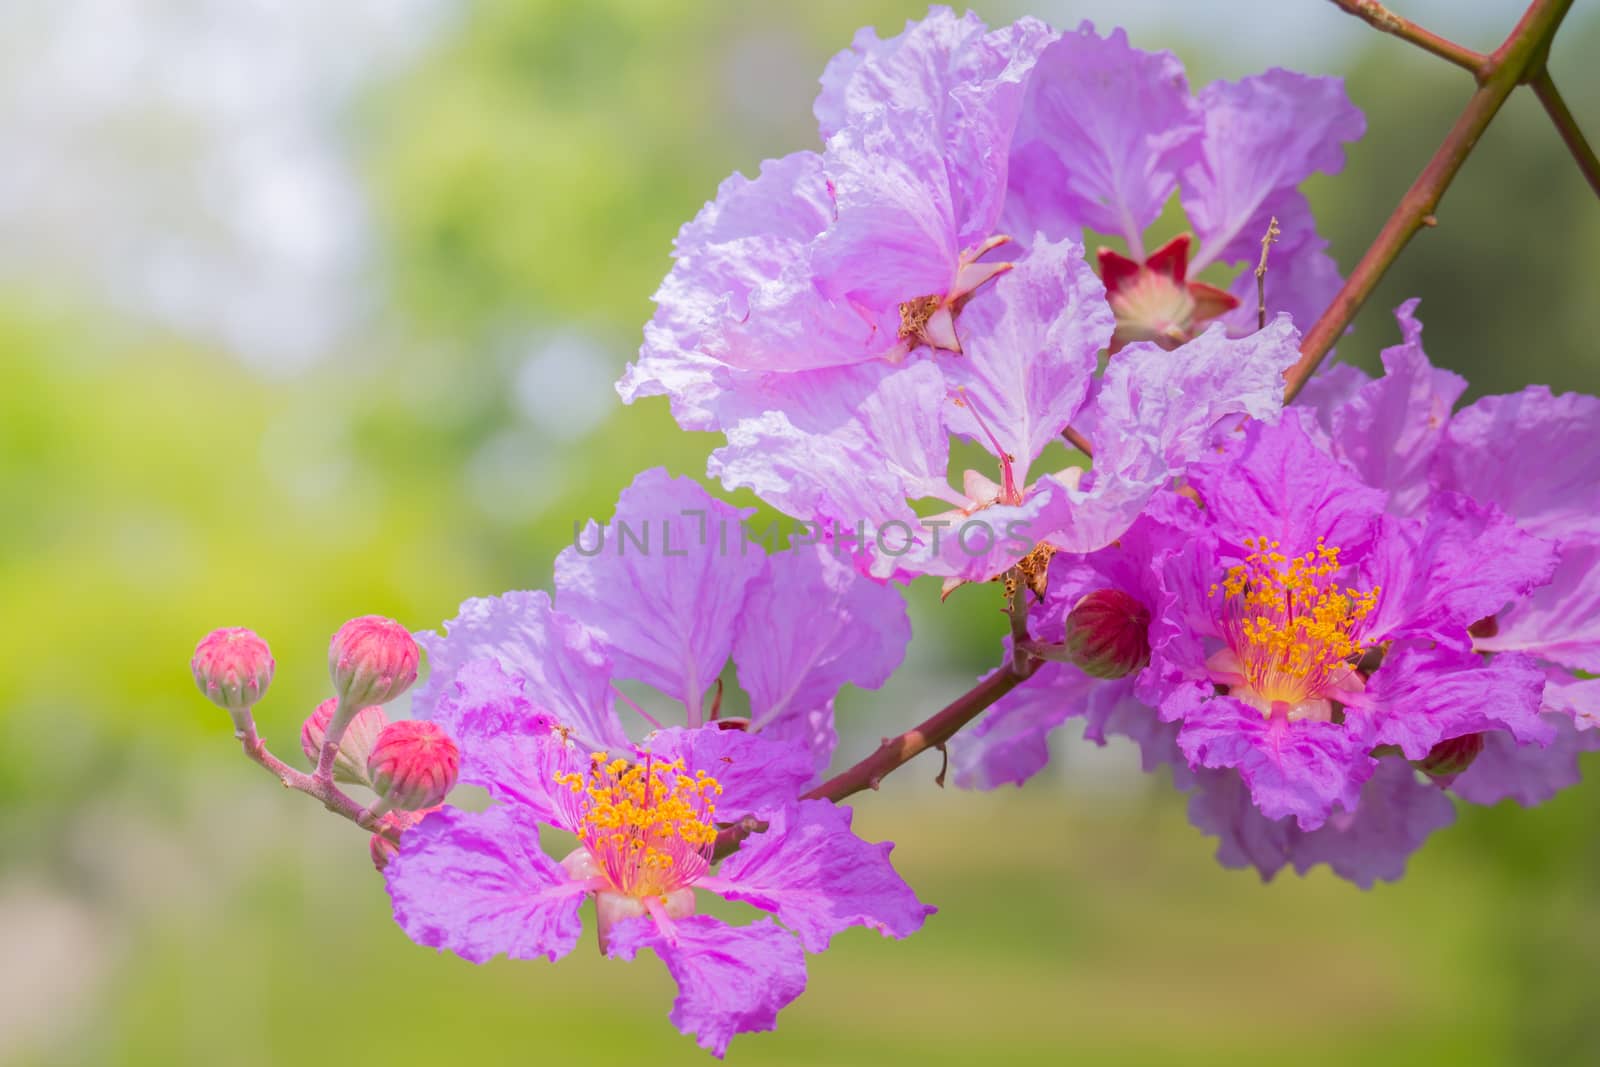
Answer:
xmin=2 ymin=1 xmax=1597 ymax=1063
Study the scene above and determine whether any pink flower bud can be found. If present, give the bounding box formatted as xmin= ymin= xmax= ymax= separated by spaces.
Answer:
xmin=191 ymin=628 xmax=275 ymax=725
xmin=367 ymin=720 xmax=459 ymax=812
xmin=369 ymin=806 xmax=438 ymax=872
xmin=1063 ymin=589 xmax=1151 ymax=679
xmin=1413 ymin=732 xmax=1486 ymax=779
xmin=329 ymin=615 xmax=419 ymax=710
xmin=301 ymin=698 xmax=389 ymax=786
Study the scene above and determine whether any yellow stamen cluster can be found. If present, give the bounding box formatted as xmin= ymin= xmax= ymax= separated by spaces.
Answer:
xmin=554 ymin=753 xmax=723 ymax=898
xmin=1210 ymin=536 xmax=1380 ymax=708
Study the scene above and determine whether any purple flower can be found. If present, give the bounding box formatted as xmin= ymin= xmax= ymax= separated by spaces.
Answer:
xmin=392 ymin=470 xmax=928 ymax=1054
xmin=387 ymin=724 xmax=933 ymax=1057
xmin=622 ymin=10 xmax=1338 ymax=588
xmin=1302 ymin=302 xmax=1600 ymax=806
xmin=418 ymin=468 xmax=909 ymax=771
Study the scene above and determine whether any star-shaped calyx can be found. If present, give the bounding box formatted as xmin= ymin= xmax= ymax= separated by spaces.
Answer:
xmin=1098 ymin=234 xmax=1239 ymax=354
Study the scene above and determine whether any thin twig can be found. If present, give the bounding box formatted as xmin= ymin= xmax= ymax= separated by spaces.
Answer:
xmin=1529 ymin=69 xmax=1600 ymax=199
xmin=238 ymin=721 xmax=400 ymax=844
xmin=1285 ymin=0 xmax=1577 ymax=403
xmin=1255 ymin=215 xmax=1280 ymax=331
xmin=1327 ymin=0 xmax=1488 ymax=76
xmin=803 ymin=660 xmax=1041 ymax=804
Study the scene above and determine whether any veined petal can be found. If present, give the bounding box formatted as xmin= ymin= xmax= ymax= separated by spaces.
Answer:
xmin=555 ymin=469 xmax=762 ymax=718
xmin=385 ymin=806 xmax=586 ymax=965
xmin=415 ymin=590 xmax=626 ymax=751
xmin=708 ymin=800 xmax=934 ymax=953
xmin=605 ymin=915 xmax=807 ymax=1059
xmin=1358 ymin=645 xmax=1552 ymax=760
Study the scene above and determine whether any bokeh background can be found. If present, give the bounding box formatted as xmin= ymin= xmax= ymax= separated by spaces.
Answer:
xmin=3 ymin=1 xmax=1598 ymax=1063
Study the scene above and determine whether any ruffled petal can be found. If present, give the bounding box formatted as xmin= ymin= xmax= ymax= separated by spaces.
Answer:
xmin=556 ymin=469 xmax=763 ymax=717
xmin=814 ymin=106 xmax=959 ymax=311
xmin=1479 ymin=541 xmax=1600 ymax=672
xmin=1007 ymin=24 xmax=1202 ymax=249
xmin=415 ymin=590 xmax=627 ymax=751
xmin=639 ymin=727 xmax=815 ymax=821
xmin=733 ymin=546 xmax=910 ymax=767
xmin=1359 ymin=645 xmax=1552 ymax=760
xmin=1451 ymin=709 xmax=1600 ymax=808
xmin=941 ymin=236 xmax=1111 ymax=480
xmin=605 ymin=915 xmax=807 ymax=1059
xmin=1290 ymin=758 xmax=1456 ymax=888
xmin=425 ymin=659 xmax=577 ymax=822
xmin=1187 ymin=409 xmax=1386 ymax=558
xmin=708 ymin=800 xmax=934 ymax=953
xmin=1176 ymin=695 xmax=1373 ymax=829
xmin=951 ymin=662 xmax=1114 ymax=789
xmin=385 ymin=806 xmax=587 ymax=965
xmin=1436 ymin=385 xmax=1600 ymax=545
xmin=1325 ymin=300 xmax=1466 ymax=516
xmin=1360 ymin=494 xmax=1559 ymax=648
xmin=1182 ymin=70 xmax=1364 ymax=269
xmin=815 ymin=10 xmax=1054 ymax=245
xmin=707 ymin=360 xmax=952 ymax=575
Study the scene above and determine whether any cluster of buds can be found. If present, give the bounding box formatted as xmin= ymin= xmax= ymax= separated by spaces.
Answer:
xmin=190 ymin=614 xmax=458 ymax=871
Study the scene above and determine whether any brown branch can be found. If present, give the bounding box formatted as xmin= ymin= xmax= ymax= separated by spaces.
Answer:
xmin=238 ymin=721 xmax=400 ymax=844
xmin=1327 ymin=0 xmax=1488 ymax=75
xmin=1285 ymin=0 xmax=1577 ymax=403
xmin=1255 ymin=215 xmax=1280 ymax=331
xmin=803 ymin=659 xmax=1042 ymax=804
xmin=1529 ymin=69 xmax=1600 ymax=199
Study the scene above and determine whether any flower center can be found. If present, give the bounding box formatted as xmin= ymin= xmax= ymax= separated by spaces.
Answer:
xmin=555 ymin=753 xmax=722 ymax=898
xmin=1209 ymin=537 xmax=1379 ymax=710
xmin=1098 ymin=234 xmax=1240 ymax=354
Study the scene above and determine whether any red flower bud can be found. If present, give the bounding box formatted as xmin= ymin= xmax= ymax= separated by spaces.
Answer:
xmin=192 ymin=628 xmax=275 ymax=727
xmin=1063 ymin=589 xmax=1151 ymax=679
xmin=329 ymin=615 xmax=419 ymax=710
xmin=1413 ymin=732 xmax=1486 ymax=779
xmin=367 ymin=720 xmax=459 ymax=813
xmin=301 ymin=698 xmax=389 ymax=786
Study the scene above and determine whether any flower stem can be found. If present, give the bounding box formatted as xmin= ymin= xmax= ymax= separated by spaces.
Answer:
xmin=803 ymin=659 xmax=1041 ymax=804
xmin=1326 ymin=0 xmax=1487 ymax=75
xmin=237 ymin=718 xmax=400 ymax=844
xmin=1529 ymin=69 xmax=1600 ymax=199
xmin=1285 ymin=0 xmax=1577 ymax=403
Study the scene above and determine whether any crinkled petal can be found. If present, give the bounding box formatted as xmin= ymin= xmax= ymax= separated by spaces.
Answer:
xmin=385 ymin=806 xmax=586 ymax=965
xmin=1185 ymin=769 xmax=1296 ymax=881
xmin=1359 ymin=645 xmax=1552 ymax=760
xmin=1006 ymin=24 xmax=1202 ymax=249
xmin=708 ymin=360 xmax=952 ymax=574
xmin=556 ymin=469 xmax=762 ymax=717
xmin=815 ymin=106 xmax=959 ymax=312
xmin=1176 ymin=696 xmax=1373 ymax=829
xmin=639 ymin=727 xmax=815 ymax=821
xmin=1477 ymin=540 xmax=1600 ymax=673
xmin=1360 ymin=494 xmax=1559 ymax=648
xmin=415 ymin=590 xmax=626 ymax=751
xmin=734 ymin=546 xmax=910 ymax=762
xmin=1289 ymin=758 xmax=1456 ymax=888
xmin=1182 ymin=70 xmax=1364 ymax=269
xmin=708 ymin=800 xmax=934 ymax=952
xmin=1451 ymin=709 xmax=1600 ymax=808
xmin=1325 ymin=300 xmax=1466 ymax=516
xmin=620 ymin=152 xmax=866 ymax=418
xmin=1436 ymin=385 xmax=1600 ymax=544
xmin=426 ymin=659 xmax=579 ymax=822
xmin=942 ymin=236 xmax=1111 ymax=481
xmin=606 ymin=915 xmax=807 ymax=1059
xmin=816 ymin=10 xmax=1054 ymax=246
xmin=1188 ymin=408 xmax=1385 ymax=558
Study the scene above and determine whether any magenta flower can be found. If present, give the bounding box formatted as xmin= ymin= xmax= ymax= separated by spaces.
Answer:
xmin=1300 ymin=301 xmax=1600 ymax=807
xmin=387 ymin=715 xmax=932 ymax=1057
xmin=386 ymin=470 xmax=928 ymax=1053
